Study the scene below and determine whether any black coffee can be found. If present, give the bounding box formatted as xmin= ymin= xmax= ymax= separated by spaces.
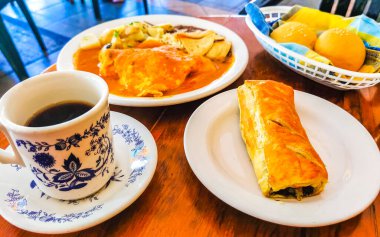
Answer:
xmin=26 ymin=101 xmax=93 ymax=127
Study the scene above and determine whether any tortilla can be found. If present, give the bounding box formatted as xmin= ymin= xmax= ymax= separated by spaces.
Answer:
xmin=178 ymin=31 xmax=215 ymax=56
xmin=177 ymin=30 xmax=213 ymax=39
xmin=206 ymin=40 xmax=232 ymax=61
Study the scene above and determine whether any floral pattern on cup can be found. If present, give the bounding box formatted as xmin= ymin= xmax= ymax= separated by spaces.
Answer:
xmin=16 ymin=112 xmax=110 ymax=153
xmin=3 ymin=120 xmax=152 ymax=223
xmin=4 ymin=166 xmax=126 ymax=222
xmin=15 ymin=112 xmax=114 ymax=192
xmin=28 ymin=166 xmax=125 ymax=205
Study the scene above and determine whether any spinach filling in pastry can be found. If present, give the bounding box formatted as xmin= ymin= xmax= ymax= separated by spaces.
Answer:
xmin=237 ymin=80 xmax=328 ymax=200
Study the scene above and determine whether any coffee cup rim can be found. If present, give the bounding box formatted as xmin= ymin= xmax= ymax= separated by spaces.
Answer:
xmin=0 ymin=70 xmax=109 ymax=133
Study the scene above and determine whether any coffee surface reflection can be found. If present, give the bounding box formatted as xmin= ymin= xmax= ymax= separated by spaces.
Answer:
xmin=26 ymin=102 xmax=93 ymax=127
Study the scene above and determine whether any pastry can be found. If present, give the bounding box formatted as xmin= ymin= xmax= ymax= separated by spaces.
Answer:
xmin=237 ymin=80 xmax=328 ymax=200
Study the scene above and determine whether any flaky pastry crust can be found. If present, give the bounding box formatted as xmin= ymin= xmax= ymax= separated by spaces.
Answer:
xmin=238 ymin=80 xmax=328 ymax=200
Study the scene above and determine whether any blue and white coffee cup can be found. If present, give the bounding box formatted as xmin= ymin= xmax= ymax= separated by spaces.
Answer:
xmin=0 ymin=71 xmax=115 ymax=200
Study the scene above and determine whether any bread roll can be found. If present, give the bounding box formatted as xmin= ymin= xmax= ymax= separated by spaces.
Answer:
xmin=270 ymin=22 xmax=317 ymax=49
xmin=314 ymin=28 xmax=365 ymax=71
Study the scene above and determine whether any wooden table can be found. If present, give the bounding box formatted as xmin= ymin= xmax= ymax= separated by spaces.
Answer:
xmin=0 ymin=16 xmax=379 ymax=237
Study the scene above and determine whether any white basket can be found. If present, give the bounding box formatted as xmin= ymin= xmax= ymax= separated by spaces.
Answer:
xmin=245 ymin=6 xmax=380 ymax=90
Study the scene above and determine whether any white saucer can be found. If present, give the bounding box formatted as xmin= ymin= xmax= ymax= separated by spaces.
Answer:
xmin=0 ymin=111 xmax=157 ymax=234
xmin=184 ymin=89 xmax=380 ymax=227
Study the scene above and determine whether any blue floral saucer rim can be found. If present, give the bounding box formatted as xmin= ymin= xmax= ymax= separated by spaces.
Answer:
xmin=0 ymin=111 xmax=157 ymax=234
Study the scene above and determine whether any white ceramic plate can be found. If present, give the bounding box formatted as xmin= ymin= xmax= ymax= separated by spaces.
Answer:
xmin=184 ymin=89 xmax=380 ymax=227
xmin=0 ymin=111 xmax=157 ymax=234
xmin=57 ymin=15 xmax=249 ymax=107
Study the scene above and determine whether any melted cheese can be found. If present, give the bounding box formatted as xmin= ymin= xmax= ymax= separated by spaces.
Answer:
xmin=73 ymin=46 xmax=234 ymax=97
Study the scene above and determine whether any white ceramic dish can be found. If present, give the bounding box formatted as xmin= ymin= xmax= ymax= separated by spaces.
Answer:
xmin=0 ymin=111 xmax=157 ymax=234
xmin=57 ymin=15 xmax=249 ymax=107
xmin=184 ymin=89 xmax=380 ymax=227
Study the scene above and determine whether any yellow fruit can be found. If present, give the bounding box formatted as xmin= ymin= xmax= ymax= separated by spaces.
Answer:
xmin=270 ymin=22 xmax=317 ymax=49
xmin=314 ymin=28 xmax=365 ymax=71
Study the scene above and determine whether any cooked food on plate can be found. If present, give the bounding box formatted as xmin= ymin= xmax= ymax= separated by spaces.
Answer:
xmin=237 ymin=80 xmax=328 ymax=200
xmin=98 ymin=45 xmax=216 ymax=97
xmin=74 ymin=21 xmax=234 ymax=97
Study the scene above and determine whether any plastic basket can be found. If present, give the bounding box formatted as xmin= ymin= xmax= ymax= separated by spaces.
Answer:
xmin=245 ymin=6 xmax=380 ymax=90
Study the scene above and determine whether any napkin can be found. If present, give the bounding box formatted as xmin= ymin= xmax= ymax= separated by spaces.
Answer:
xmin=246 ymin=3 xmax=380 ymax=73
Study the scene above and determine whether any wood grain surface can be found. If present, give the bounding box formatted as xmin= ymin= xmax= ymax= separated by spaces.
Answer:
xmin=0 ymin=16 xmax=379 ymax=237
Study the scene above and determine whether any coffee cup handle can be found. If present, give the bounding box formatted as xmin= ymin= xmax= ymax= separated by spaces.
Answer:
xmin=0 ymin=123 xmax=25 ymax=166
